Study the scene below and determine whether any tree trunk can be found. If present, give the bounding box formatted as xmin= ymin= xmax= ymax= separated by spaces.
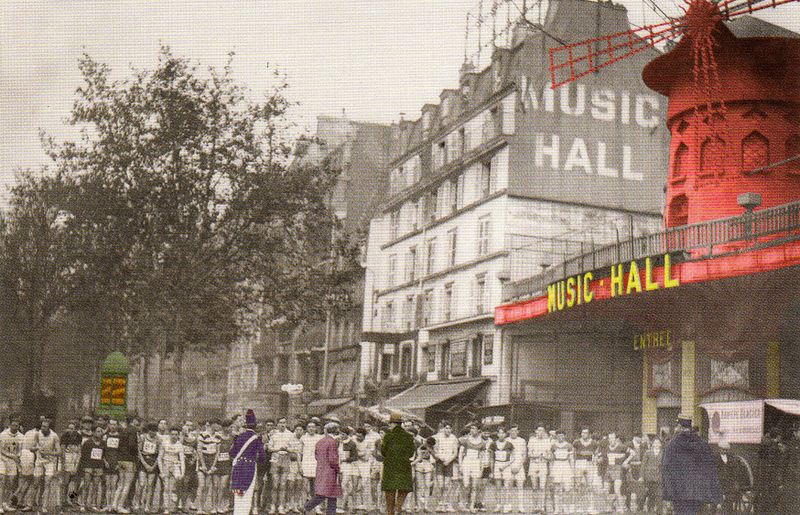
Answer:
xmin=141 ymin=353 xmax=150 ymax=418
xmin=174 ymin=347 xmax=185 ymax=417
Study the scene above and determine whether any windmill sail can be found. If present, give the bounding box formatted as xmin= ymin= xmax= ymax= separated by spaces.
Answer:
xmin=548 ymin=0 xmax=800 ymax=89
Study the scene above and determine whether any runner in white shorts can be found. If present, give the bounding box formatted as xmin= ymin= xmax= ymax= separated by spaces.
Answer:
xmin=573 ymin=428 xmax=600 ymax=514
xmin=458 ymin=424 xmax=485 ymax=512
xmin=488 ymin=427 xmax=515 ymax=512
xmin=527 ymin=425 xmax=551 ymax=513
xmin=550 ymin=430 xmax=575 ymax=514
xmin=0 ymin=418 xmax=23 ymax=512
xmin=353 ymin=429 xmax=372 ymax=511
xmin=506 ymin=425 xmax=528 ymax=513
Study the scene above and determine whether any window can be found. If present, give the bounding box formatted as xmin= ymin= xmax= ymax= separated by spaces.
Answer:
xmin=426 ymin=346 xmax=436 ymax=372
xmin=444 ymin=283 xmax=454 ymax=321
xmin=427 ymin=191 xmax=438 ymax=222
xmin=484 ymin=106 xmax=500 ymax=141
xmin=397 ymin=166 xmax=405 ymax=192
xmin=404 ymin=295 xmax=414 ymax=331
xmin=410 ymin=201 xmax=418 ymax=231
xmin=400 ymin=345 xmax=413 ymax=379
xmin=406 ymin=246 xmax=417 ymax=282
xmin=669 ymin=194 xmax=689 ymax=227
xmin=451 ymin=340 xmax=467 ymax=376
xmin=672 ymin=143 xmax=689 ymax=179
xmin=458 ymin=127 xmax=466 ymax=157
xmin=412 ymin=157 xmax=421 ymax=183
xmin=700 ymin=136 xmax=725 ymax=176
xmin=481 ymin=161 xmax=492 ymax=197
xmin=383 ymin=302 xmax=394 ymax=331
xmin=441 ymin=341 xmax=451 ymax=376
xmin=389 ymin=210 xmax=400 ymax=240
xmin=392 ymin=345 xmax=400 ymax=373
xmin=447 ymin=228 xmax=458 ymax=267
xmin=387 ymin=254 xmax=397 ymax=287
xmin=422 ymin=289 xmax=434 ymax=327
xmin=435 ymin=140 xmax=447 ymax=169
xmin=380 ymin=354 xmax=392 ymax=380
xmin=478 ymin=215 xmax=490 ymax=256
xmin=475 ymin=273 xmax=486 ymax=313
xmin=450 ymin=178 xmax=459 ymax=213
xmin=483 ymin=334 xmax=494 ymax=365
xmin=742 ymin=131 xmax=770 ymax=172
xmin=425 ymin=238 xmax=436 ymax=275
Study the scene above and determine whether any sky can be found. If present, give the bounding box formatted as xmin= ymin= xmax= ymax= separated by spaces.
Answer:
xmin=2 ymin=0 xmax=800 ymax=208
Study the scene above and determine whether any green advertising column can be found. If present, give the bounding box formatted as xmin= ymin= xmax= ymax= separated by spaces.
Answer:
xmin=96 ymin=351 xmax=130 ymax=420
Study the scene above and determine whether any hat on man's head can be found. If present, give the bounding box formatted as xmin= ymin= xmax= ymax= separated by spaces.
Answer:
xmin=245 ymin=409 xmax=256 ymax=426
xmin=388 ymin=412 xmax=403 ymax=424
xmin=677 ymin=416 xmax=692 ymax=429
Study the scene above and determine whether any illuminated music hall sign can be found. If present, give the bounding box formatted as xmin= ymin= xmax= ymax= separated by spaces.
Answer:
xmin=546 ymin=254 xmax=680 ymax=313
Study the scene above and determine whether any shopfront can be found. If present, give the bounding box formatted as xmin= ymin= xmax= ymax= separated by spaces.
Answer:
xmin=496 ymin=239 xmax=800 ymax=439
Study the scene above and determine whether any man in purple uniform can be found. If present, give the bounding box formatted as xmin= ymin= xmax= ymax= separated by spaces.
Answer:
xmin=230 ymin=410 xmax=266 ymax=515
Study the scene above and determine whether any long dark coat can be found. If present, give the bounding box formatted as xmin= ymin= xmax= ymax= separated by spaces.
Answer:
xmin=314 ymin=435 xmax=342 ymax=498
xmin=661 ymin=430 xmax=721 ymax=504
xmin=229 ymin=429 xmax=266 ymax=491
xmin=380 ymin=425 xmax=415 ymax=492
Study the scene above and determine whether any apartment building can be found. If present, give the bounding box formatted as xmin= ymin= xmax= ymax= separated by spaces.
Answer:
xmin=360 ymin=0 xmax=670 ymax=428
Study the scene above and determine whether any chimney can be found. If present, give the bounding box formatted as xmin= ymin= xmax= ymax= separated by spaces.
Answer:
xmin=491 ymin=47 xmax=512 ymax=91
xmin=421 ymin=103 xmax=438 ymax=137
xmin=459 ymin=60 xmax=478 ymax=98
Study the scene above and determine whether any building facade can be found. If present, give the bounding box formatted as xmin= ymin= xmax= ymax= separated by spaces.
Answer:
xmin=360 ymin=0 xmax=670 ymax=428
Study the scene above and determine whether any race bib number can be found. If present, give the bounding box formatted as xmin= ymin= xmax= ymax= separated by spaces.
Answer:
xmin=217 ymin=452 xmax=230 ymax=461
xmin=106 ymin=437 xmax=119 ymax=449
xmin=143 ymin=441 xmax=157 ymax=454
xmin=495 ymin=450 xmax=509 ymax=462
xmin=90 ymin=447 xmax=103 ymax=460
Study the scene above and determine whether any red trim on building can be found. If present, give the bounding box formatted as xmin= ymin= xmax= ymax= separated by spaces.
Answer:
xmin=495 ymin=240 xmax=800 ymax=325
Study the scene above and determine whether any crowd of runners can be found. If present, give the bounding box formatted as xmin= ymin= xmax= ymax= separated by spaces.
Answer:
xmin=0 ymin=411 xmax=687 ymax=514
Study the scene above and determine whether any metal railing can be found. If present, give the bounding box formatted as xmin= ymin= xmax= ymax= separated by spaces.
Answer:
xmin=502 ymin=200 xmax=800 ymax=302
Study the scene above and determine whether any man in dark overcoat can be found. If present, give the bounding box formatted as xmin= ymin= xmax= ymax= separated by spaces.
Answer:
xmin=380 ymin=412 xmax=415 ymax=515
xmin=661 ymin=417 xmax=721 ymax=515
xmin=715 ymin=438 xmax=751 ymax=512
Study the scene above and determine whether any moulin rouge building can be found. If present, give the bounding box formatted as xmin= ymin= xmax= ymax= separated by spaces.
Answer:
xmin=495 ymin=14 xmax=800 ymax=438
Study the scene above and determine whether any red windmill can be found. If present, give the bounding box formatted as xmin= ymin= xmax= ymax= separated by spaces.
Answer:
xmin=548 ymin=0 xmax=800 ymax=228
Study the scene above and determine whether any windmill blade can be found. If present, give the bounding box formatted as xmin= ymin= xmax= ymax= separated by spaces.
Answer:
xmin=718 ymin=0 xmax=800 ymax=19
xmin=549 ymin=20 xmax=685 ymax=88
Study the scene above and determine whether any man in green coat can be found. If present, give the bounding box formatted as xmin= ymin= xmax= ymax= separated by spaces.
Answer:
xmin=380 ymin=412 xmax=416 ymax=515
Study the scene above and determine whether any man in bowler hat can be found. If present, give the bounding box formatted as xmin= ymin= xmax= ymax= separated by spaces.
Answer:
xmin=230 ymin=409 xmax=266 ymax=515
xmin=661 ymin=416 xmax=721 ymax=515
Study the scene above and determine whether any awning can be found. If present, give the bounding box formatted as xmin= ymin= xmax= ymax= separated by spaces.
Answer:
xmin=765 ymin=399 xmax=800 ymax=416
xmin=382 ymin=379 xmax=488 ymax=411
xmin=307 ymin=397 xmax=353 ymax=416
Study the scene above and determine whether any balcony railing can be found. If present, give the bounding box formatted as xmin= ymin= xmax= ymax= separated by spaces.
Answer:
xmin=503 ymin=200 xmax=800 ymax=302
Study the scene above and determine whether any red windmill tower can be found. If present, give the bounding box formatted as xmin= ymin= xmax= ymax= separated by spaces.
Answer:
xmin=548 ymin=0 xmax=800 ymax=228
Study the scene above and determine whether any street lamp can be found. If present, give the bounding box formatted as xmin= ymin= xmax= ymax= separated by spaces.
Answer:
xmin=738 ymin=192 xmax=761 ymax=242
xmin=281 ymin=383 xmax=305 ymax=417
